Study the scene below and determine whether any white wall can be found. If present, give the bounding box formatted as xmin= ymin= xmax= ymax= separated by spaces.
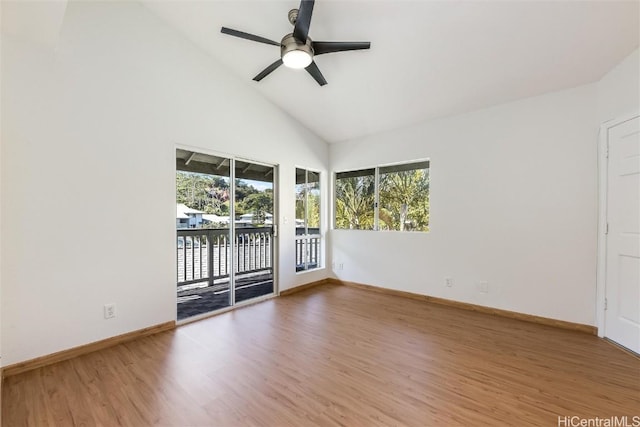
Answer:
xmin=0 ymin=1 xmax=328 ymax=365
xmin=330 ymin=85 xmax=598 ymax=326
xmin=597 ymin=48 xmax=639 ymax=123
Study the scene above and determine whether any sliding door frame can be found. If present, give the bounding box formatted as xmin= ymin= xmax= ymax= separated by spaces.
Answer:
xmin=233 ymin=156 xmax=279 ymax=307
xmin=175 ymin=144 xmax=279 ymax=324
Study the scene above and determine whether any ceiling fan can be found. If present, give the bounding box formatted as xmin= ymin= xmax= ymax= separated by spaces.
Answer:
xmin=221 ymin=0 xmax=370 ymax=86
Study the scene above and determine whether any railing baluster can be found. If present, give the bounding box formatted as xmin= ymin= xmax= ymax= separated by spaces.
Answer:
xmin=250 ymin=234 xmax=253 ymax=270
xmin=199 ymin=234 xmax=203 ymax=280
xmin=236 ymin=233 xmax=240 ymax=273
xmin=255 ymin=234 xmax=259 ymax=270
xmin=183 ymin=237 xmax=187 ymax=282
xmin=236 ymin=234 xmax=240 ymax=273
xmin=265 ymin=232 xmax=268 ymax=269
xmin=265 ymin=235 xmax=268 ymax=269
xmin=207 ymin=231 xmax=213 ymax=288
xmin=244 ymin=234 xmax=248 ymax=272
xmin=312 ymin=237 xmax=316 ymax=265
xmin=225 ymin=234 xmax=229 ymax=276
xmin=217 ymin=234 xmax=221 ymax=279
xmin=191 ymin=236 xmax=195 ymax=281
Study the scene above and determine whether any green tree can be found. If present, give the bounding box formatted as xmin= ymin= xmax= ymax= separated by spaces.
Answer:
xmin=176 ymin=172 xmax=230 ymax=215
xmin=234 ymin=180 xmax=260 ymax=200
xmin=295 ymin=184 xmax=320 ymax=230
xmin=239 ymin=189 xmax=273 ymax=224
xmin=335 ymin=176 xmax=375 ymax=229
xmin=307 ymin=191 xmax=320 ymax=228
xmin=379 ymin=169 xmax=429 ymax=231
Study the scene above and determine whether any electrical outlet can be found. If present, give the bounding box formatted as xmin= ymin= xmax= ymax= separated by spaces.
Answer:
xmin=479 ymin=281 xmax=489 ymax=293
xmin=104 ymin=303 xmax=116 ymax=319
xmin=445 ymin=277 xmax=453 ymax=287
xmin=339 ymin=263 xmax=344 ymax=270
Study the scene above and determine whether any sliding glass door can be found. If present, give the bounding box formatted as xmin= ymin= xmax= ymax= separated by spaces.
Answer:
xmin=176 ymin=150 xmax=276 ymax=320
xmin=234 ymin=160 xmax=275 ymax=304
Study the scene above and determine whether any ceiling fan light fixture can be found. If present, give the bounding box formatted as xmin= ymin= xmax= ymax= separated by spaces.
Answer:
xmin=280 ymin=33 xmax=313 ymax=69
xmin=282 ymin=49 xmax=312 ymax=69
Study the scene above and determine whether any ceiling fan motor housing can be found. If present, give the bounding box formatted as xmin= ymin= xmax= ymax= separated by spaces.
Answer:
xmin=281 ymin=33 xmax=314 ymax=59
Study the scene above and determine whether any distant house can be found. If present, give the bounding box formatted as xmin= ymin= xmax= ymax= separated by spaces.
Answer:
xmin=236 ymin=212 xmax=273 ymax=227
xmin=176 ymin=203 xmax=204 ymax=228
xmin=176 ymin=211 xmax=190 ymax=229
xmin=295 ymin=219 xmax=320 ymax=235
xmin=202 ymin=214 xmax=230 ymax=225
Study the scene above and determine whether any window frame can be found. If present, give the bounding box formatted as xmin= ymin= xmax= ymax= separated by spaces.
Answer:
xmin=333 ymin=159 xmax=430 ymax=232
xmin=334 ymin=168 xmax=376 ymax=231
xmin=295 ymin=167 xmax=323 ymax=272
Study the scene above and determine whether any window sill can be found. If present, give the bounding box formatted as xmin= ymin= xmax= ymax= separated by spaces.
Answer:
xmin=296 ymin=267 xmax=325 ymax=275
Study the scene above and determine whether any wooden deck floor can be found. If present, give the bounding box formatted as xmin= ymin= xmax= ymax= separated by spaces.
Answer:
xmin=3 ymin=284 xmax=639 ymax=426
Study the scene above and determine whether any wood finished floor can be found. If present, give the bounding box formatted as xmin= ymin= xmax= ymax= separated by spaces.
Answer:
xmin=3 ymin=284 xmax=639 ymax=426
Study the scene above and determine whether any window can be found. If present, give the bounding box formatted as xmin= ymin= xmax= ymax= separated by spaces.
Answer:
xmin=334 ymin=169 xmax=375 ymax=230
xmin=378 ymin=161 xmax=430 ymax=231
xmin=295 ymin=168 xmax=322 ymax=271
xmin=335 ymin=160 xmax=430 ymax=232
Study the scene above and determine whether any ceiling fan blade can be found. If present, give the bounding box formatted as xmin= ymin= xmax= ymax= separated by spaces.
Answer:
xmin=305 ymin=61 xmax=327 ymax=86
xmin=293 ymin=0 xmax=315 ymax=43
xmin=253 ymin=59 xmax=283 ymax=81
xmin=312 ymin=41 xmax=371 ymax=55
xmin=221 ymin=27 xmax=280 ymax=47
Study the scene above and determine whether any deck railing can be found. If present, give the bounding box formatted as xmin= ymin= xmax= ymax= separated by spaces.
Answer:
xmin=295 ymin=227 xmax=321 ymax=272
xmin=177 ymin=227 xmax=272 ymax=288
xmin=177 ymin=227 xmax=322 ymax=286
xmin=295 ymin=235 xmax=321 ymax=271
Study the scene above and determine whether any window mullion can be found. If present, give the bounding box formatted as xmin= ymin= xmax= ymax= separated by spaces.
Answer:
xmin=304 ymin=171 xmax=309 ymax=270
xmin=374 ymin=167 xmax=380 ymax=231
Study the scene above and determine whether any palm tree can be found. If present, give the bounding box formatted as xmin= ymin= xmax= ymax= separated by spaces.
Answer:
xmin=379 ymin=170 xmax=429 ymax=231
xmin=335 ymin=176 xmax=375 ymax=229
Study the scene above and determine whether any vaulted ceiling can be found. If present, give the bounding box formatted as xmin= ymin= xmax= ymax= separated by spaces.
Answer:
xmin=142 ymin=0 xmax=640 ymax=143
xmin=2 ymin=1 xmax=639 ymax=143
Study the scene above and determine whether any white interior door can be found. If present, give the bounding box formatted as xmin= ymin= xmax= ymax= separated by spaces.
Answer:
xmin=604 ymin=115 xmax=640 ymax=354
